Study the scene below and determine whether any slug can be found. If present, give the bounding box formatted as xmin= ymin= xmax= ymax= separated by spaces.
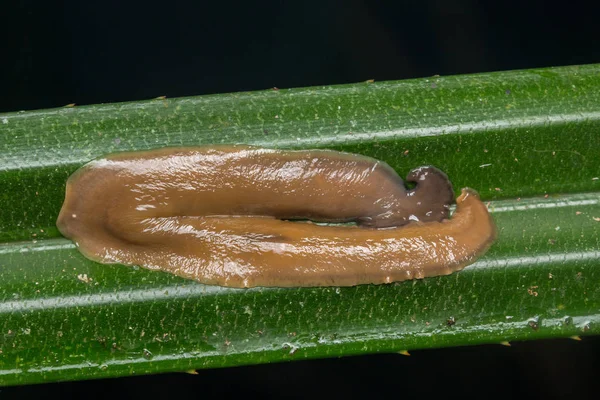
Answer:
xmin=56 ymin=145 xmax=495 ymax=288
xmin=57 ymin=145 xmax=454 ymax=228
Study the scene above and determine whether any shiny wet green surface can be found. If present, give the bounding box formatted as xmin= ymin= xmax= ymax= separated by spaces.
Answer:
xmin=1 ymin=64 xmax=600 ymax=385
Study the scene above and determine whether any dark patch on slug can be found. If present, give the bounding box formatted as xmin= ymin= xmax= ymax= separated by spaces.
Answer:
xmin=357 ymin=165 xmax=454 ymax=228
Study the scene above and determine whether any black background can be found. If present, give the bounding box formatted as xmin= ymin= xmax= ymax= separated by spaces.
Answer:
xmin=3 ymin=337 xmax=600 ymax=399
xmin=2 ymin=1 xmax=600 ymax=398
xmin=4 ymin=1 xmax=600 ymax=112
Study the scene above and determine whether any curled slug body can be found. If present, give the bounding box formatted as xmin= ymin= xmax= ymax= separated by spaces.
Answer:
xmin=56 ymin=145 xmax=495 ymax=288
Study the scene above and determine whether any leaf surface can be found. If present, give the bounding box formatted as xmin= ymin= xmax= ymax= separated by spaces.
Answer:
xmin=1 ymin=64 xmax=600 ymax=385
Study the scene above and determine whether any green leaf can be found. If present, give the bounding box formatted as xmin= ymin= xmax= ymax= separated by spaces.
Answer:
xmin=1 ymin=64 xmax=600 ymax=386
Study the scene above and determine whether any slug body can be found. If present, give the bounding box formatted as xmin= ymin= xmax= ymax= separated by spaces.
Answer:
xmin=58 ymin=145 xmax=453 ymax=229
xmin=57 ymin=145 xmax=495 ymax=288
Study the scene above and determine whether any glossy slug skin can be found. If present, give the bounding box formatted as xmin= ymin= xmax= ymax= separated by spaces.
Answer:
xmin=57 ymin=145 xmax=453 ymax=232
xmin=58 ymin=181 xmax=495 ymax=288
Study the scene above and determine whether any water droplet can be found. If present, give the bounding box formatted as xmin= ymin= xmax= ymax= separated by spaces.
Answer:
xmin=142 ymin=349 xmax=153 ymax=359
xmin=581 ymin=321 xmax=591 ymax=332
xmin=282 ymin=342 xmax=298 ymax=355
xmin=528 ymin=316 xmax=540 ymax=331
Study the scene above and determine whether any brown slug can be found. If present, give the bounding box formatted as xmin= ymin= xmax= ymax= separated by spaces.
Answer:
xmin=57 ymin=145 xmax=454 ymax=228
xmin=56 ymin=145 xmax=495 ymax=288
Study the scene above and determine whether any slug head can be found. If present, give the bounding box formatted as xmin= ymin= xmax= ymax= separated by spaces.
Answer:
xmin=359 ymin=165 xmax=454 ymax=228
xmin=405 ymin=165 xmax=454 ymax=219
